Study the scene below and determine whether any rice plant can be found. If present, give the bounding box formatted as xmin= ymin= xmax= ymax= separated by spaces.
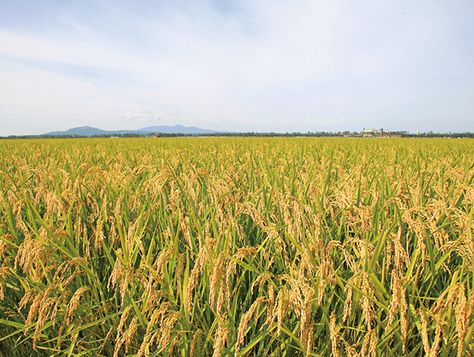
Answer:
xmin=0 ymin=137 xmax=472 ymax=356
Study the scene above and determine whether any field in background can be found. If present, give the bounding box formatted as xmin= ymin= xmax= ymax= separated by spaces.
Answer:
xmin=0 ymin=137 xmax=473 ymax=356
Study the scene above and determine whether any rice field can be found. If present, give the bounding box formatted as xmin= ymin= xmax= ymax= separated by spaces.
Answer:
xmin=0 ymin=137 xmax=473 ymax=356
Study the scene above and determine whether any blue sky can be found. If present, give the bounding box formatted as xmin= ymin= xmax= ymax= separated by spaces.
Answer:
xmin=0 ymin=0 xmax=473 ymax=135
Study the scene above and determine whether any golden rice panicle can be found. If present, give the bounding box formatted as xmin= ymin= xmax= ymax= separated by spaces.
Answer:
xmin=0 ymin=239 xmax=7 ymax=260
xmin=212 ymin=316 xmax=229 ymax=357
xmin=431 ymin=322 xmax=443 ymax=357
xmin=25 ymin=291 xmax=45 ymax=327
xmin=419 ymin=309 xmax=431 ymax=356
xmin=275 ymin=288 xmax=290 ymax=336
xmin=388 ymin=270 xmax=408 ymax=351
xmin=298 ymin=280 xmax=315 ymax=355
xmin=137 ymin=310 xmax=160 ymax=357
xmin=158 ymin=311 xmax=180 ymax=350
xmin=235 ymin=296 xmax=265 ymax=354
xmin=342 ymin=284 xmax=353 ymax=323
xmin=361 ymin=272 xmax=375 ymax=332
xmin=0 ymin=265 xmax=8 ymax=301
xmin=454 ymin=284 xmax=470 ymax=357
xmin=94 ymin=217 xmax=105 ymax=250
xmin=108 ymin=249 xmax=134 ymax=302
xmin=329 ymin=312 xmax=339 ymax=357
xmin=113 ymin=306 xmax=132 ymax=357
xmin=185 ymin=238 xmax=211 ymax=313
xmin=124 ymin=316 xmax=140 ymax=353
xmin=63 ymin=286 xmax=89 ymax=326
xmin=209 ymin=253 xmax=225 ymax=310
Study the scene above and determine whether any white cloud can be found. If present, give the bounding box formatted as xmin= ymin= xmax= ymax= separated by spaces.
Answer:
xmin=0 ymin=0 xmax=473 ymax=135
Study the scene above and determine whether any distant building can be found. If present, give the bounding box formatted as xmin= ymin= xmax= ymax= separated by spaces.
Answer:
xmin=360 ymin=128 xmax=404 ymax=138
xmin=361 ymin=128 xmax=383 ymax=137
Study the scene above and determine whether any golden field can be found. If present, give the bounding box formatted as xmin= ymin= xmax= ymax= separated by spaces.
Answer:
xmin=0 ymin=137 xmax=473 ymax=356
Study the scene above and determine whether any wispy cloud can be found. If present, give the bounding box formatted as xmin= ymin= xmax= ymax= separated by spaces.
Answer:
xmin=0 ymin=0 xmax=473 ymax=135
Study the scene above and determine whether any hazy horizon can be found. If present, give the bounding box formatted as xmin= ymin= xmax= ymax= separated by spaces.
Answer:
xmin=1 ymin=1 xmax=473 ymax=136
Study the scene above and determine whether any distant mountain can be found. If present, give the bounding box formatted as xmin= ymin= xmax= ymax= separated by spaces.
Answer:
xmin=44 ymin=126 xmax=110 ymax=136
xmin=43 ymin=125 xmax=217 ymax=137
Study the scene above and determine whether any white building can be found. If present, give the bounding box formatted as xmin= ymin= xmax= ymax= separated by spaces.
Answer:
xmin=362 ymin=128 xmax=383 ymax=137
